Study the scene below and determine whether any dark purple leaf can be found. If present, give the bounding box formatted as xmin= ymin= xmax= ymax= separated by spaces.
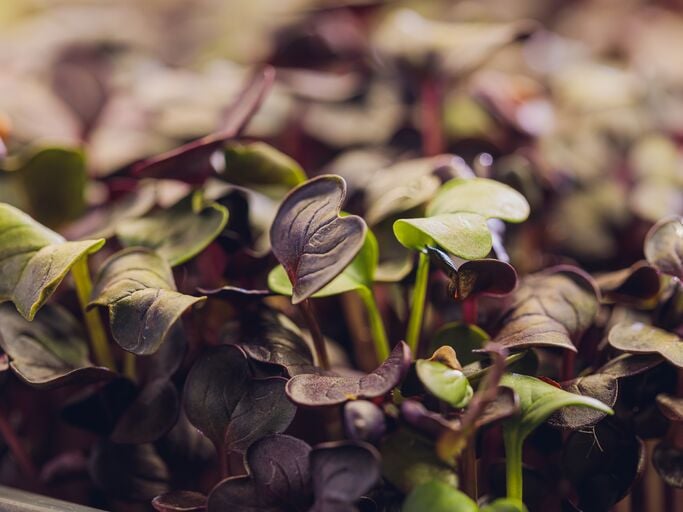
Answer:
xmin=547 ymin=373 xmax=618 ymax=429
xmin=594 ymin=261 xmax=660 ymax=304
xmin=656 ymin=393 xmax=683 ymax=422
xmin=286 ymin=341 xmax=411 ymax=407
xmin=653 ymin=441 xmax=683 ymax=488
xmin=270 ymin=175 xmax=367 ymax=304
xmin=429 ymin=247 xmax=517 ymax=300
xmin=89 ymin=441 xmax=170 ymax=501
xmin=133 ymin=67 xmax=275 ymax=184
xmin=152 ymin=491 xmax=207 ymax=512
xmin=343 ymin=401 xmax=386 ymax=442
xmin=309 ymin=441 xmax=381 ymax=511
xmin=111 ymin=379 xmax=180 ymax=444
xmin=598 ymin=353 xmax=664 ymax=378
xmin=183 ymin=346 xmax=296 ymax=452
xmin=489 ymin=266 xmax=600 ymax=352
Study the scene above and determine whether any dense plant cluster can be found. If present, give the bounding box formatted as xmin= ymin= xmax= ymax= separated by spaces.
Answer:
xmin=0 ymin=2 xmax=682 ymax=512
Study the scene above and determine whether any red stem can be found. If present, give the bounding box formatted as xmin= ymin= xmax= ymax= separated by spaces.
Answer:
xmin=0 ymin=412 xmax=37 ymax=479
xmin=420 ymin=75 xmax=444 ymax=156
xmin=462 ymin=297 xmax=478 ymax=325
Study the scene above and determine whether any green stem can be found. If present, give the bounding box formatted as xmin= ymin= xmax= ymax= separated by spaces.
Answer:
xmin=358 ymin=288 xmax=390 ymax=362
xmin=406 ymin=251 xmax=430 ymax=356
xmin=72 ymin=257 xmax=116 ymax=371
xmin=503 ymin=428 xmax=524 ymax=501
xmin=123 ymin=351 xmax=137 ymax=381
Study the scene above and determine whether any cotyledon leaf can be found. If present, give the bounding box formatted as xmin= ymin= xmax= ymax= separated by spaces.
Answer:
xmin=269 ymin=175 xmax=367 ymax=304
xmin=88 ymin=248 xmax=205 ymax=355
xmin=608 ymin=322 xmax=683 ymax=368
xmin=116 ymin=192 xmax=228 ymax=267
xmin=0 ymin=202 xmax=104 ymax=320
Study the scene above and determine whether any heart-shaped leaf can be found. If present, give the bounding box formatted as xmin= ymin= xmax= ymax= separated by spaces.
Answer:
xmin=394 ymin=177 xmax=529 ymax=259
xmin=343 ymin=400 xmax=386 ymax=442
xmin=220 ymin=141 xmax=306 ymax=197
xmin=208 ymin=434 xmax=311 ymax=512
xmin=268 ymin=228 xmax=377 ymax=299
xmin=183 ymin=345 xmax=296 ymax=452
xmin=88 ymin=248 xmax=205 ymax=355
xmin=0 ymin=203 xmax=104 ymax=320
xmin=116 ymin=192 xmax=228 ymax=267
xmin=608 ymin=322 xmax=683 ymax=368
xmin=286 ymin=341 xmax=411 ymax=407
xmin=491 ymin=267 xmax=600 ymax=352
xmin=429 ymin=247 xmax=517 ymax=300
xmin=133 ymin=67 xmax=275 ymax=183
xmin=0 ymin=303 xmax=114 ymax=388
xmin=270 ymin=175 xmax=367 ymax=304
xmin=416 ymin=347 xmax=473 ymax=408
xmin=594 ymin=261 xmax=660 ymax=304
xmin=402 ymin=480 xmax=477 ymax=512
xmin=644 ymin=216 xmax=683 ymax=279
xmin=547 ymin=373 xmax=618 ymax=429
xmin=89 ymin=441 xmax=170 ymax=501
xmin=152 ymin=491 xmax=207 ymax=512
xmin=309 ymin=441 xmax=381 ymax=511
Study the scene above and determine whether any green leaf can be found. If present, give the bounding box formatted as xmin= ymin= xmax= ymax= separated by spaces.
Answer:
xmin=2 ymin=146 xmax=86 ymax=228
xmin=0 ymin=203 xmax=104 ymax=320
xmin=0 ymin=303 xmax=113 ymax=388
xmin=220 ymin=141 xmax=306 ymax=198
xmin=116 ymin=192 xmax=228 ymax=266
xmin=500 ymin=373 xmax=614 ymax=442
xmin=270 ymin=175 xmax=367 ymax=304
xmin=427 ymin=178 xmax=530 ymax=221
xmin=393 ymin=177 xmax=530 ymax=259
xmin=608 ymin=322 xmax=683 ymax=368
xmin=402 ymin=480 xmax=477 ymax=512
xmin=644 ymin=216 xmax=683 ymax=279
xmin=88 ymin=248 xmax=205 ymax=355
xmin=268 ymin=229 xmax=378 ymax=297
xmin=480 ymin=498 xmax=528 ymax=512
xmin=416 ymin=347 xmax=473 ymax=408
xmin=393 ymin=213 xmax=492 ymax=258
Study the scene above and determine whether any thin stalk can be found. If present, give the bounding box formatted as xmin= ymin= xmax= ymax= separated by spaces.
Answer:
xmin=0 ymin=413 xmax=36 ymax=479
xmin=358 ymin=288 xmax=390 ymax=362
xmin=72 ymin=257 xmax=115 ymax=370
xmin=459 ymin=438 xmax=478 ymax=500
xmin=123 ymin=351 xmax=137 ymax=382
xmin=420 ymin=74 xmax=444 ymax=156
xmin=300 ymin=299 xmax=329 ymax=370
xmin=462 ymin=297 xmax=478 ymax=325
xmin=503 ymin=428 xmax=523 ymax=501
xmin=406 ymin=251 xmax=430 ymax=356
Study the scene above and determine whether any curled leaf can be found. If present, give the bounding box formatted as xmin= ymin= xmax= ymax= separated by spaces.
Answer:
xmin=0 ymin=303 xmax=114 ymax=388
xmin=152 ymin=491 xmax=207 ymax=512
xmin=270 ymin=175 xmax=367 ymax=304
xmin=547 ymin=373 xmax=618 ymax=429
xmin=490 ymin=267 xmax=600 ymax=352
xmin=594 ymin=261 xmax=660 ymax=304
xmin=89 ymin=248 xmax=205 ymax=355
xmin=0 ymin=203 xmax=104 ymax=320
xmin=644 ymin=216 xmax=683 ymax=279
xmin=286 ymin=341 xmax=411 ymax=407
xmin=416 ymin=346 xmax=473 ymax=408
xmin=608 ymin=322 xmax=683 ymax=368
xmin=656 ymin=394 xmax=683 ymax=422
xmin=116 ymin=193 xmax=228 ymax=267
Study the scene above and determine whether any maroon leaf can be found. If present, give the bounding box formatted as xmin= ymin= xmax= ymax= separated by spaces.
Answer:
xmin=286 ymin=341 xmax=411 ymax=407
xmin=152 ymin=491 xmax=207 ymax=512
xmin=594 ymin=261 xmax=660 ymax=304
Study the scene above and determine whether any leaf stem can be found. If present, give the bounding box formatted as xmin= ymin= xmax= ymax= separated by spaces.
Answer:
xmin=503 ymin=428 xmax=524 ymax=501
xmin=406 ymin=251 xmax=430 ymax=357
xmin=72 ymin=257 xmax=115 ymax=371
xmin=0 ymin=412 xmax=37 ymax=479
xmin=420 ymin=74 xmax=444 ymax=156
xmin=462 ymin=297 xmax=478 ymax=325
xmin=358 ymin=288 xmax=390 ymax=362
xmin=459 ymin=438 xmax=478 ymax=500
xmin=123 ymin=351 xmax=137 ymax=382
xmin=301 ymin=299 xmax=329 ymax=370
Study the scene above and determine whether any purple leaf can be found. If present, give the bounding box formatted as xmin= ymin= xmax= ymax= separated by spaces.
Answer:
xmin=286 ymin=341 xmax=411 ymax=407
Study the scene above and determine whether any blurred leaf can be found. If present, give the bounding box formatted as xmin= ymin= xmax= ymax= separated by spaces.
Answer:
xmin=644 ymin=216 xmax=683 ymax=279
xmin=608 ymin=322 xmax=682 ymax=368
xmin=402 ymin=480 xmax=477 ymax=512
xmin=152 ymin=491 xmax=207 ymax=512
